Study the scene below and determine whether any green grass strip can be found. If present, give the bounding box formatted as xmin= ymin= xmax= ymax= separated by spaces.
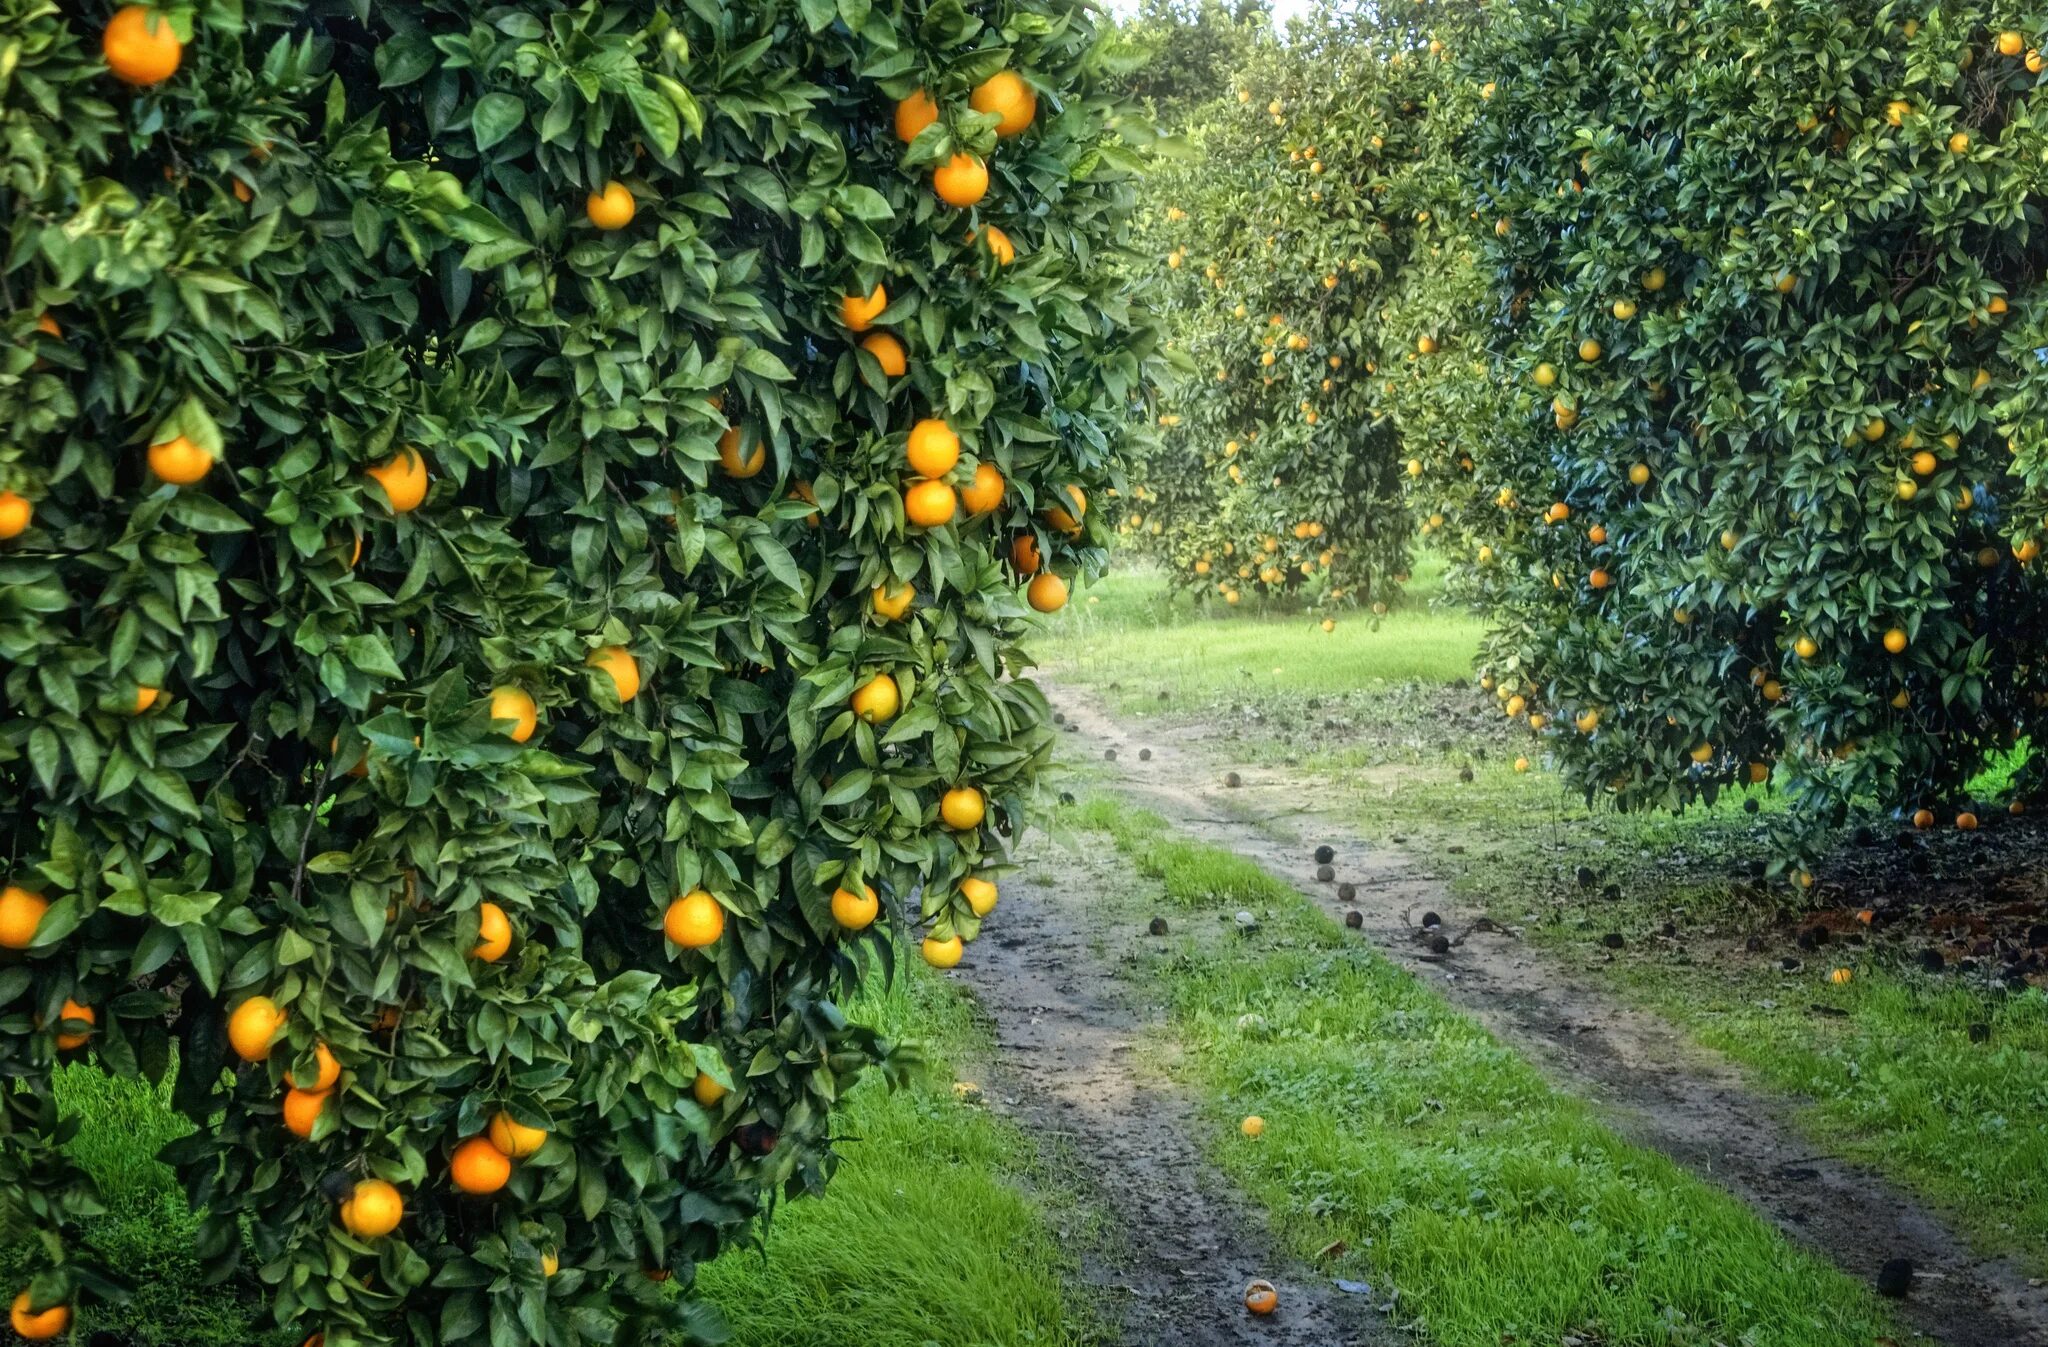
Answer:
xmin=1070 ymin=795 xmax=1894 ymax=1347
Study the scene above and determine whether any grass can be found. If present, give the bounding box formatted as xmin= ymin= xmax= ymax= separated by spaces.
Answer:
xmin=4 ymin=970 xmax=1101 ymax=1347
xmin=1056 ymin=553 xmax=1483 ymax=712
xmin=1058 ymin=794 xmax=1896 ymax=1347
xmin=1049 ymin=561 xmax=2048 ymax=1273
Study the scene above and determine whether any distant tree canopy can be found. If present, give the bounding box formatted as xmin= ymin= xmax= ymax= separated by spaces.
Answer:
xmin=1119 ymin=0 xmax=1273 ymax=117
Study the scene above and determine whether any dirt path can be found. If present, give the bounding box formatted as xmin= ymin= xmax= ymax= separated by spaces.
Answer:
xmin=957 ymin=871 xmax=1395 ymax=1347
xmin=1044 ymin=677 xmax=2048 ymax=1347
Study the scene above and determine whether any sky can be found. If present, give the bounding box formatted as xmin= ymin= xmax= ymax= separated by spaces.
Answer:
xmin=1107 ymin=0 xmax=1318 ymax=25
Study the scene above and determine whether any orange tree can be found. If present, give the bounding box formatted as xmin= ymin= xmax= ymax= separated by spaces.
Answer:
xmin=1466 ymin=0 xmax=2048 ymax=872
xmin=0 ymin=0 xmax=1147 ymax=1342
xmin=1126 ymin=1 xmax=1483 ymax=611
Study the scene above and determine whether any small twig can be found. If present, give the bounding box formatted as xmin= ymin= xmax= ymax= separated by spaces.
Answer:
xmin=288 ymin=758 xmax=336 ymax=908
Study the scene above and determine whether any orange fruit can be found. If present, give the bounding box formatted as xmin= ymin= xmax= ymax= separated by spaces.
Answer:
xmin=860 ymin=331 xmax=907 ymax=377
xmin=851 ymin=672 xmax=900 ymax=724
xmin=921 ymin=935 xmax=965 ymax=969
xmin=488 ymin=1111 xmax=547 ymax=1158
xmin=1239 ymin=1115 xmax=1264 ymax=1138
xmin=147 ymin=433 xmax=213 ymax=485
xmin=586 ymin=179 xmax=636 ymax=230
xmin=692 ymin=1072 xmax=729 ymax=1107
xmin=1578 ymin=338 xmax=1602 ymax=362
xmin=1793 ymin=635 xmax=1819 ymax=659
xmin=871 ymin=583 xmax=915 ymax=621
xmin=52 ymin=999 xmax=95 ymax=1052
xmin=489 ymin=686 xmax=538 ymax=743
xmin=934 ymin=153 xmax=990 ymax=208
xmin=961 ymin=876 xmax=998 ymax=917
xmin=473 ymin=901 xmax=513 ymax=962
xmin=1026 ymin=572 xmax=1068 ymax=612
xmin=0 ymin=491 xmax=30 ymax=540
xmin=940 ymin=785 xmax=986 ymax=830
xmin=132 ymin=685 xmax=160 ymax=715
xmin=831 ymin=883 xmax=879 ymax=931
xmin=103 ymin=5 xmax=181 ymax=86
xmin=1010 ymin=533 xmax=1042 ymax=575
xmin=0 ymin=886 xmax=47 ymax=951
xmin=718 ymin=425 xmax=766 ymax=477
xmin=1912 ymin=808 xmax=1935 ymax=829
xmin=894 ymin=90 xmax=939 ymax=143
xmin=282 ymin=1087 xmax=329 ymax=1139
xmin=1957 ymin=811 xmax=1980 ymax=831
xmin=541 ymin=1252 xmax=560 ymax=1278
xmin=904 ymin=478 xmax=957 ymax=528
xmin=971 ymin=225 xmax=1016 ymax=266
xmin=961 ymin=462 xmax=1005 ymax=515
xmin=663 ymin=888 xmax=725 ymax=949
xmin=587 ymin=646 xmax=641 ymax=703
xmin=286 ymin=1041 xmax=341 ymax=1092
xmin=1589 ymin=568 xmax=1611 ymax=589
xmin=907 ymin=419 xmax=961 ymax=478
xmin=366 ymin=448 xmax=429 ymax=512
xmin=10 ymin=1291 xmax=70 ymax=1341
xmin=451 ymin=1136 xmax=512 ymax=1195
xmin=1829 ymin=967 xmax=1854 ymax=985
xmin=841 ymin=284 xmax=888 ymax=332
xmin=227 ymin=995 xmax=287 ymax=1062
xmin=1244 ymin=1280 xmax=1278 ymax=1316
xmin=1042 ymin=484 xmax=1086 ymax=534
xmin=970 ymin=70 xmax=1037 ymax=137
xmin=1882 ymin=628 xmax=1908 ymax=654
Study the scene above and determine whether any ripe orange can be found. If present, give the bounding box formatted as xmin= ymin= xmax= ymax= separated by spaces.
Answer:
xmin=1010 ymin=533 xmax=1042 ymax=575
xmin=0 ymin=491 xmax=30 ymax=540
xmin=1588 ymin=568 xmax=1611 ymax=589
xmin=971 ymin=70 xmax=1037 ymax=137
xmin=907 ymin=419 xmax=961 ymax=478
xmin=961 ymin=876 xmax=998 ymax=917
xmin=860 ymin=331 xmax=907 ymax=377
xmin=103 ymin=5 xmax=181 ymax=85
xmin=132 ymin=685 xmax=160 ymax=715
xmin=1244 ymin=1280 xmax=1279 ymax=1316
xmin=587 ymin=646 xmax=641 ymax=703
xmin=586 ymin=180 xmax=636 ymax=230
xmin=971 ymin=225 xmax=1016 ymax=266
xmin=933 ymin=153 xmax=990 ymax=208
xmin=1689 ymin=741 xmax=1713 ymax=764
xmin=1956 ymin=811 xmax=1979 ymax=831
xmin=871 ymin=583 xmax=914 ymax=621
xmin=831 ymin=883 xmax=879 ymax=931
xmin=366 ymin=448 xmax=429 ymax=512
xmin=488 ymin=1111 xmax=547 ymax=1158
xmin=692 ymin=1072 xmax=729 ymax=1107
xmin=1911 ymin=450 xmax=1937 ymax=476
xmin=1042 ymin=484 xmax=1086 ymax=534
xmin=718 ymin=426 xmax=766 ymax=477
xmin=664 ymin=888 xmax=726 ymax=949
xmin=1793 ymin=635 xmax=1819 ymax=659
xmin=940 ymin=785 xmax=986 ymax=830
xmin=9 ymin=1291 xmax=70 ymax=1341
xmin=1912 ymin=808 xmax=1934 ymax=829
xmin=489 ymin=686 xmax=538 ymax=743
xmin=1239 ymin=1115 xmax=1264 ymax=1138
xmin=1416 ymin=334 xmax=1438 ymax=355
xmin=541 ymin=1252 xmax=560 ymax=1278
xmin=473 ymin=902 xmax=513 ymax=961
xmin=904 ymin=478 xmax=957 ymax=528
xmin=147 ymin=433 xmax=213 ymax=485
xmin=0 ymin=886 xmax=48 ymax=950
xmin=1026 ymin=572 xmax=1068 ymax=612
xmin=841 ymin=284 xmax=888 ymax=332
xmin=894 ymin=89 xmax=939 ymax=142
xmin=1829 ymin=967 xmax=1853 ymax=985
xmin=852 ymin=672 xmax=900 ymax=723
xmin=227 ymin=995 xmax=286 ymax=1062
xmin=1882 ymin=627 xmax=1908 ymax=654
xmin=1588 ymin=524 xmax=1608 ymax=544
xmin=282 ymin=1087 xmax=329 ymax=1139
xmin=451 ymin=1136 xmax=512 ymax=1195
xmin=286 ymin=1041 xmax=341 ymax=1092
xmin=921 ymin=935 xmax=965 ymax=969
xmin=52 ymin=999 xmax=94 ymax=1051
xmin=2000 ymin=29 xmax=2025 ymax=55
xmin=1578 ymin=338 xmax=1602 ymax=362
xmin=961 ymin=462 xmax=1005 ymax=515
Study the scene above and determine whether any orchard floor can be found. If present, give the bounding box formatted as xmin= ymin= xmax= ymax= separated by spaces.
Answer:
xmin=981 ymin=560 xmax=2048 ymax=1346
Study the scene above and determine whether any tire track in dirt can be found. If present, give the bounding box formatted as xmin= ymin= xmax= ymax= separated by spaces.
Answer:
xmin=1045 ymin=677 xmax=2048 ymax=1347
xmin=952 ymin=872 xmax=1397 ymax=1347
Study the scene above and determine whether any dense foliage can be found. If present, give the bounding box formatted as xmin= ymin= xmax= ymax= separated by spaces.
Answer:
xmin=1463 ymin=0 xmax=2048 ymax=866
xmin=1122 ymin=0 xmax=1483 ymax=613
xmin=0 ymin=0 xmax=1148 ymax=1341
